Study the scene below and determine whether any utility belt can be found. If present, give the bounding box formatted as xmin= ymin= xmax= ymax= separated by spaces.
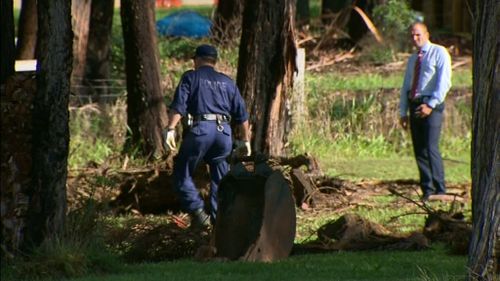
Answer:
xmin=186 ymin=114 xmax=231 ymax=132
xmin=192 ymin=114 xmax=231 ymax=123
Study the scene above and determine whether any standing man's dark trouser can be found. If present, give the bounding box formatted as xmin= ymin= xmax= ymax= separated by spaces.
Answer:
xmin=409 ymin=102 xmax=446 ymax=196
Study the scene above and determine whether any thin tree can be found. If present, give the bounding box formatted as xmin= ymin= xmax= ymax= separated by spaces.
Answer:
xmin=71 ymin=0 xmax=92 ymax=91
xmin=84 ymin=0 xmax=114 ymax=100
xmin=0 ymin=0 xmax=15 ymax=84
xmin=24 ymin=0 xmax=73 ymax=248
xmin=121 ymin=0 xmax=168 ymax=158
xmin=468 ymin=0 xmax=500 ymax=279
xmin=236 ymin=0 xmax=297 ymax=156
xmin=16 ymin=0 xmax=37 ymax=60
xmin=211 ymin=0 xmax=244 ymax=45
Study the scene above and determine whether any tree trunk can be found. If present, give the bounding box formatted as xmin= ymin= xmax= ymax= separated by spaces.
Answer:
xmin=121 ymin=0 xmax=168 ymax=158
xmin=468 ymin=0 xmax=500 ymax=279
xmin=236 ymin=0 xmax=296 ymax=157
xmin=211 ymin=0 xmax=244 ymax=45
xmin=16 ymin=0 xmax=37 ymax=60
xmin=0 ymin=0 xmax=15 ymax=84
xmin=296 ymin=0 xmax=310 ymax=26
xmin=321 ymin=0 xmax=350 ymax=24
xmin=71 ymin=0 xmax=92 ymax=93
xmin=24 ymin=0 xmax=72 ymax=249
xmin=84 ymin=0 xmax=114 ymax=101
xmin=0 ymin=0 xmax=33 ymax=257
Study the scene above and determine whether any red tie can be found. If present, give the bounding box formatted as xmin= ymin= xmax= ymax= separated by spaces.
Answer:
xmin=410 ymin=50 xmax=423 ymax=99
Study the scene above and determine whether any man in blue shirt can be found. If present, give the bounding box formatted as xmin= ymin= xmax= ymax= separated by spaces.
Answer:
xmin=165 ymin=44 xmax=251 ymax=227
xmin=399 ymin=22 xmax=452 ymax=201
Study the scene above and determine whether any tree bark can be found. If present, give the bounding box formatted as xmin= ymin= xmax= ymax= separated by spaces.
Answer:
xmin=16 ymin=0 xmax=38 ymax=60
xmin=71 ymin=0 xmax=92 ymax=90
xmin=0 ymin=0 xmax=15 ymax=84
xmin=236 ymin=0 xmax=296 ymax=157
xmin=24 ymin=0 xmax=72 ymax=249
xmin=84 ymin=0 xmax=114 ymax=100
xmin=468 ymin=0 xmax=500 ymax=280
xmin=121 ymin=0 xmax=168 ymax=158
xmin=1 ymin=75 xmax=36 ymax=257
xmin=211 ymin=0 xmax=244 ymax=45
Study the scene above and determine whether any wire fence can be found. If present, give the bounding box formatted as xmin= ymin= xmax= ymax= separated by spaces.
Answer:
xmin=70 ymin=77 xmax=127 ymax=104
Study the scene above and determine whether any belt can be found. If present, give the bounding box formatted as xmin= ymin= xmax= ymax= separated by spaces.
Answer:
xmin=193 ymin=114 xmax=231 ymax=122
xmin=409 ymin=96 xmax=445 ymax=111
xmin=409 ymin=96 xmax=429 ymax=104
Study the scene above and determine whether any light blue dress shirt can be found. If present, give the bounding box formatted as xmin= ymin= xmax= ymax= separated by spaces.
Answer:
xmin=400 ymin=41 xmax=452 ymax=117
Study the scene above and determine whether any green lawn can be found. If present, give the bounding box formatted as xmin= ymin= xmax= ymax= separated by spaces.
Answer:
xmin=307 ymin=68 xmax=472 ymax=92
xmin=64 ymin=245 xmax=465 ymax=281
xmin=322 ymin=157 xmax=470 ymax=184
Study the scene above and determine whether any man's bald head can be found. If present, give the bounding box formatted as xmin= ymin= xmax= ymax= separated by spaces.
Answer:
xmin=410 ymin=22 xmax=430 ymax=49
xmin=411 ymin=22 xmax=428 ymax=33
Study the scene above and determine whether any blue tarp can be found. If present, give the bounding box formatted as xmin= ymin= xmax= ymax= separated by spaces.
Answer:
xmin=156 ymin=10 xmax=212 ymax=38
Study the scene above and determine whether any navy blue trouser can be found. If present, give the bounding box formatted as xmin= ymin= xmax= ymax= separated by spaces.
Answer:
xmin=409 ymin=103 xmax=446 ymax=196
xmin=173 ymin=121 xmax=232 ymax=222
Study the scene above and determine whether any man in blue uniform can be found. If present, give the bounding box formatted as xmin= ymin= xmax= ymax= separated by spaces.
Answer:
xmin=165 ymin=44 xmax=251 ymax=227
xmin=399 ymin=22 xmax=452 ymax=201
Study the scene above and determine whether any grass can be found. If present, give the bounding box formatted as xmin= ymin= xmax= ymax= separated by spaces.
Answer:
xmin=320 ymin=157 xmax=470 ymax=184
xmin=290 ymin=125 xmax=471 ymax=183
xmin=307 ymin=68 xmax=472 ymax=92
xmin=155 ymin=5 xmax=215 ymax=19
xmin=68 ymin=102 xmax=126 ymax=169
xmin=1 ymin=203 xmax=121 ymax=281
xmin=59 ymin=245 xmax=465 ymax=281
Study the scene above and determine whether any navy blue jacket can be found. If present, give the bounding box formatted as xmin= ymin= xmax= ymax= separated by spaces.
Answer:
xmin=169 ymin=66 xmax=248 ymax=124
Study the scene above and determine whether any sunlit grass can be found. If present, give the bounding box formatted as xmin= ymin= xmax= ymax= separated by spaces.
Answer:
xmin=290 ymin=126 xmax=470 ymax=183
xmin=155 ymin=5 xmax=215 ymax=19
xmin=307 ymin=68 xmax=471 ymax=93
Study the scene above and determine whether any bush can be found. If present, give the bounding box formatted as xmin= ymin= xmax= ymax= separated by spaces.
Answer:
xmin=68 ymin=100 xmax=126 ymax=169
xmin=358 ymin=37 xmax=397 ymax=65
xmin=372 ymin=0 xmax=417 ymax=52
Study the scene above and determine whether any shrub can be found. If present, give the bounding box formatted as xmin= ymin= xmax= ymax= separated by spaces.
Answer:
xmin=372 ymin=0 xmax=417 ymax=52
xmin=68 ymin=100 xmax=126 ymax=169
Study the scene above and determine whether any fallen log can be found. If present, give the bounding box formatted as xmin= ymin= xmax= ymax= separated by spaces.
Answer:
xmin=300 ymin=213 xmax=429 ymax=252
xmin=424 ymin=210 xmax=471 ymax=255
xmin=319 ymin=213 xmax=429 ymax=250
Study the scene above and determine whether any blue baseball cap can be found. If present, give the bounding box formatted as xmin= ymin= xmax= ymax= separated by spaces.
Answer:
xmin=193 ymin=44 xmax=218 ymax=59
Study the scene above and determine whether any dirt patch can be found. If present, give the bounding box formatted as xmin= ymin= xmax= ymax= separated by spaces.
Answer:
xmin=103 ymin=215 xmax=210 ymax=262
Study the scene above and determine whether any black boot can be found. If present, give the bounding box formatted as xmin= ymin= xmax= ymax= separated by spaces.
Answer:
xmin=190 ymin=208 xmax=210 ymax=228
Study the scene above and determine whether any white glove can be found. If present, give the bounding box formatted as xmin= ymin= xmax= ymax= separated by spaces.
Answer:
xmin=234 ymin=140 xmax=251 ymax=156
xmin=164 ymin=129 xmax=176 ymax=151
